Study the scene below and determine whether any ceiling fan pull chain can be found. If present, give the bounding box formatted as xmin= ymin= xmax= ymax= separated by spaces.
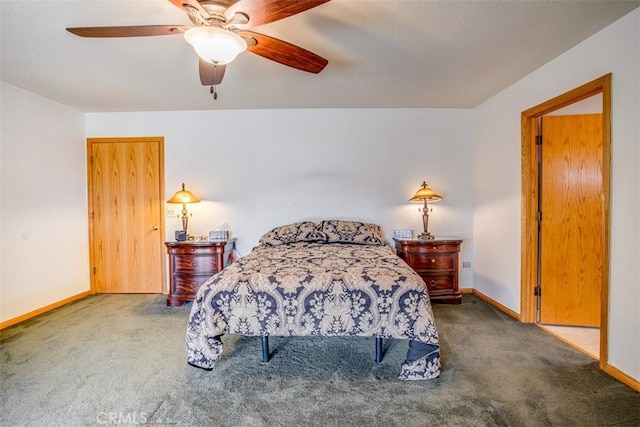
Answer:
xmin=210 ymin=85 xmax=218 ymax=100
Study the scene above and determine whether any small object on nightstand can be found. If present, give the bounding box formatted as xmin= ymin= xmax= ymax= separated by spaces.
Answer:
xmin=393 ymin=237 xmax=462 ymax=304
xmin=209 ymin=230 xmax=229 ymax=241
xmin=393 ymin=229 xmax=414 ymax=239
xmin=165 ymin=239 xmax=236 ymax=306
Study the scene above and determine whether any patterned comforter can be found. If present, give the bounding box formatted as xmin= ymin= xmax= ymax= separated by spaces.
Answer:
xmin=186 ymin=242 xmax=441 ymax=380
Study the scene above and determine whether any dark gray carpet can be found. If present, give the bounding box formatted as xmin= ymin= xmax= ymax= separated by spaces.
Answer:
xmin=1 ymin=294 xmax=638 ymax=426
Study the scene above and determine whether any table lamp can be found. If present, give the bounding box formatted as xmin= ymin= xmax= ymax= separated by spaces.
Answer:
xmin=167 ymin=183 xmax=200 ymax=236
xmin=409 ymin=181 xmax=442 ymax=240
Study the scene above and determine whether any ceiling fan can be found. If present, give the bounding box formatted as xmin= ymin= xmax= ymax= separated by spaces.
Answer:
xmin=66 ymin=0 xmax=330 ymax=98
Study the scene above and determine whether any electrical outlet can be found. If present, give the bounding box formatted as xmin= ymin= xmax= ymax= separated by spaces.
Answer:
xmin=462 ymin=261 xmax=471 ymax=268
xmin=166 ymin=207 xmax=177 ymax=218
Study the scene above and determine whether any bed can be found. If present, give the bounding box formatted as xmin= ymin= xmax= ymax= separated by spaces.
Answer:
xmin=186 ymin=220 xmax=441 ymax=380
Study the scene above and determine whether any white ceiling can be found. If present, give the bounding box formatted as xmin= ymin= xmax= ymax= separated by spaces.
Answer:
xmin=1 ymin=0 xmax=638 ymax=112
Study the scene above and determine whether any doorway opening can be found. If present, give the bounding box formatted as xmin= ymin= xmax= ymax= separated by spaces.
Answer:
xmin=520 ymin=74 xmax=611 ymax=368
xmin=538 ymin=324 xmax=600 ymax=359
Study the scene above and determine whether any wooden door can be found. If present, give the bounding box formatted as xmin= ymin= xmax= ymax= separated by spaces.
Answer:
xmin=88 ymin=137 xmax=165 ymax=293
xmin=539 ymin=114 xmax=603 ymax=326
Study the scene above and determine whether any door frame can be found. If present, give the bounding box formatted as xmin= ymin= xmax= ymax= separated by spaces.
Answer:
xmin=520 ymin=74 xmax=611 ymax=368
xmin=86 ymin=136 xmax=167 ymax=294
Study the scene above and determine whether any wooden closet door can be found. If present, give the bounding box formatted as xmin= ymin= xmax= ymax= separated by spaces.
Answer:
xmin=88 ymin=137 xmax=165 ymax=293
xmin=539 ymin=114 xmax=602 ymax=326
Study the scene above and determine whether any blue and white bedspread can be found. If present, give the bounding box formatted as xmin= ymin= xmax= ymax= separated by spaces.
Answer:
xmin=186 ymin=242 xmax=441 ymax=380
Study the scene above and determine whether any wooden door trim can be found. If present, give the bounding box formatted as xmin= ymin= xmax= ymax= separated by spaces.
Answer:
xmin=86 ymin=136 xmax=166 ymax=294
xmin=520 ymin=74 xmax=611 ymax=368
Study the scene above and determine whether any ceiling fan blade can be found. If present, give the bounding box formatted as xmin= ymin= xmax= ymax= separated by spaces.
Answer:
xmin=240 ymin=31 xmax=327 ymax=73
xmin=227 ymin=0 xmax=330 ymax=28
xmin=168 ymin=0 xmax=211 ymax=19
xmin=199 ymin=60 xmax=226 ymax=86
xmin=66 ymin=25 xmax=190 ymax=38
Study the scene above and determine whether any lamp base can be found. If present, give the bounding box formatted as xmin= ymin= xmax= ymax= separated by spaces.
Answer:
xmin=417 ymin=232 xmax=436 ymax=240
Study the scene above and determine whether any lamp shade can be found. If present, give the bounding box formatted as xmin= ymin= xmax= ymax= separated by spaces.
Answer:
xmin=184 ymin=27 xmax=247 ymax=65
xmin=167 ymin=183 xmax=200 ymax=204
xmin=409 ymin=182 xmax=442 ymax=202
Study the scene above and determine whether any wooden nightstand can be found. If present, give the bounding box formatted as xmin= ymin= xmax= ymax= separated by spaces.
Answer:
xmin=165 ymin=239 xmax=236 ymax=306
xmin=393 ymin=238 xmax=463 ymax=304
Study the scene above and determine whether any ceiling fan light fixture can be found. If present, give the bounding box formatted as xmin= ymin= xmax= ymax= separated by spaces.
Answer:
xmin=184 ymin=26 xmax=247 ymax=64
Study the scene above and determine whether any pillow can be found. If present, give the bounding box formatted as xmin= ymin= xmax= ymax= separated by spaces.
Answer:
xmin=258 ymin=221 xmax=327 ymax=247
xmin=318 ymin=220 xmax=385 ymax=246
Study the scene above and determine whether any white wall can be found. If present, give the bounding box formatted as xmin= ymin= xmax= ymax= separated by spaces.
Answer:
xmin=86 ymin=108 xmax=475 ymax=288
xmin=473 ymin=9 xmax=639 ymax=378
xmin=0 ymin=82 xmax=89 ymax=322
xmin=1 ymin=89 xmax=475 ymax=319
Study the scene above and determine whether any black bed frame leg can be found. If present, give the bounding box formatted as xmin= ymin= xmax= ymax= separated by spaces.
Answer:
xmin=375 ymin=337 xmax=383 ymax=362
xmin=261 ymin=336 xmax=270 ymax=363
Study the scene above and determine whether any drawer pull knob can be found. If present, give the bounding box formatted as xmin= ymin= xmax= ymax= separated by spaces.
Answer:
xmin=431 ymin=259 xmax=435 ymax=263
xmin=429 ymin=280 xmax=437 ymax=287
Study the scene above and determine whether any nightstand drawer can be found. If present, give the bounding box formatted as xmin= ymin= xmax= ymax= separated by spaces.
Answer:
xmin=421 ymin=274 xmax=454 ymax=292
xmin=171 ymin=245 xmax=218 ymax=255
xmin=411 ymin=244 xmax=461 ymax=254
xmin=409 ymin=253 xmax=454 ymax=270
xmin=172 ymin=276 xmax=210 ymax=296
xmin=172 ymin=255 xmax=218 ymax=274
